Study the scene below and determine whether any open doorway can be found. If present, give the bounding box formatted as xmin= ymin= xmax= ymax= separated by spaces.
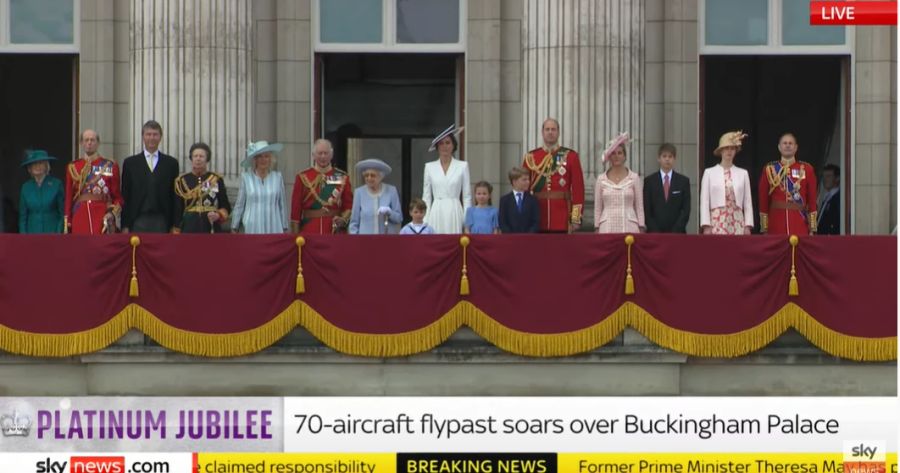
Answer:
xmin=0 ymin=54 xmax=77 ymax=232
xmin=316 ymin=53 xmax=462 ymax=219
xmin=700 ymin=55 xmax=849 ymax=233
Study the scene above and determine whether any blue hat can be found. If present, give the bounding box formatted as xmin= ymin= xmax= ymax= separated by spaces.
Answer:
xmin=355 ymin=158 xmax=392 ymax=177
xmin=20 ymin=150 xmax=57 ymax=167
xmin=242 ymin=141 xmax=284 ymax=168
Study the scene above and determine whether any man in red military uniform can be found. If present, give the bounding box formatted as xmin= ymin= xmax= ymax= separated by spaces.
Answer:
xmin=290 ymin=138 xmax=353 ymax=234
xmin=759 ymin=133 xmax=818 ymax=235
xmin=522 ymin=118 xmax=585 ymax=233
xmin=65 ymin=129 xmax=123 ymax=234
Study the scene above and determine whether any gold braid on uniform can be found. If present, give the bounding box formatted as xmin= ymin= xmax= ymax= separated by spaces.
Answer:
xmin=299 ymin=172 xmax=332 ymax=207
xmin=175 ymin=173 xmax=220 ymax=213
xmin=524 ymin=152 xmax=554 ymax=192
xmin=765 ymin=162 xmax=788 ymax=196
xmin=760 ymin=213 xmax=768 ymax=233
xmin=570 ymin=205 xmax=583 ymax=225
xmin=808 ymin=211 xmax=817 ymax=234
xmin=68 ymin=161 xmax=91 ymax=200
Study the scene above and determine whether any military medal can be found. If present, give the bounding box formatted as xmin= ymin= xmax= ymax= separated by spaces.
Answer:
xmin=558 ymin=165 xmax=566 ymax=176
xmin=792 ymin=169 xmax=800 ymax=178
xmin=559 ymin=178 xmax=567 ymax=187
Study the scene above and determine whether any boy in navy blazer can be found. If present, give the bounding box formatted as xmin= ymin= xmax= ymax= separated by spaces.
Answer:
xmin=499 ymin=167 xmax=540 ymax=233
xmin=643 ymin=143 xmax=691 ymax=233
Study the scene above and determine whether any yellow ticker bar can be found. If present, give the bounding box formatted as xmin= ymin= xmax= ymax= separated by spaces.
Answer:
xmin=560 ymin=453 xmax=898 ymax=473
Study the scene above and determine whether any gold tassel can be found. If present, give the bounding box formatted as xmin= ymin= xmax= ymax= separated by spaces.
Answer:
xmin=624 ymin=234 xmax=635 ymax=295
xmin=460 ymin=236 xmax=470 ymax=296
xmin=129 ymin=236 xmax=140 ymax=298
xmin=788 ymin=235 xmax=799 ymax=296
xmin=295 ymin=236 xmax=306 ymax=294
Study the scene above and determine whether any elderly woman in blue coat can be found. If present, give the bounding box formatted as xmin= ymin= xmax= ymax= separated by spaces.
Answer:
xmin=349 ymin=159 xmax=403 ymax=234
xmin=19 ymin=150 xmax=64 ymax=234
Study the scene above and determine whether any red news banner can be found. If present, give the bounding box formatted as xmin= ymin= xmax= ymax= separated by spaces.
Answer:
xmin=810 ymin=1 xmax=897 ymax=26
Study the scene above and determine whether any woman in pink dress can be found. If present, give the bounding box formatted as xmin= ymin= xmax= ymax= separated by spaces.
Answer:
xmin=700 ymin=131 xmax=754 ymax=235
xmin=594 ymin=133 xmax=645 ymax=234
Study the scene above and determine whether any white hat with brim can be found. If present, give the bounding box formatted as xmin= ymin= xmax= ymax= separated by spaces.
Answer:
xmin=429 ymin=124 xmax=465 ymax=151
xmin=242 ymin=141 xmax=284 ymax=168
xmin=601 ymin=132 xmax=630 ymax=162
xmin=713 ymin=131 xmax=748 ymax=156
xmin=356 ymin=158 xmax=392 ymax=177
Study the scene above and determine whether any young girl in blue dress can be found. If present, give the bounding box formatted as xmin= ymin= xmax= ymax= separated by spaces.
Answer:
xmin=464 ymin=181 xmax=499 ymax=235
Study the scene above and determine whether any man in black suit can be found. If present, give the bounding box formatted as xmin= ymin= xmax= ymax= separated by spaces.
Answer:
xmin=643 ymin=143 xmax=691 ymax=233
xmin=499 ymin=167 xmax=540 ymax=233
xmin=817 ymin=164 xmax=840 ymax=235
xmin=121 ymin=120 xmax=180 ymax=233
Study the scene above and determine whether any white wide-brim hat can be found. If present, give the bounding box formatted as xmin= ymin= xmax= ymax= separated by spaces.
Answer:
xmin=242 ymin=140 xmax=284 ymax=168
xmin=428 ymin=124 xmax=465 ymax=151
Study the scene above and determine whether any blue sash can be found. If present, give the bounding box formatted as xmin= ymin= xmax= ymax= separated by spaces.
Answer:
xmin=774 ymin=162 xmax=808 ymax=223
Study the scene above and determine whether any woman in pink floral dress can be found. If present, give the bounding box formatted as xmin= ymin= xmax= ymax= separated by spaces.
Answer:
xmin=594 ymin=133 xmax=645 ymax=234
xmin=700 ymin=131 xmax=754 ymax=235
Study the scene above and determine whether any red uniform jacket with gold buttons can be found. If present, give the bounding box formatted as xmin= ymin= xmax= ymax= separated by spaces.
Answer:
xmin=758 ymin=159 xmax=818 ymax=235
xmin=290 ymin=166 xmax=353 ymax=235
xmin=523 ymin=146 xmax=585 ymax=232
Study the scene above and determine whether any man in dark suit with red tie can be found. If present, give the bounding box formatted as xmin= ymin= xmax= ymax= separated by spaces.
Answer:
xmin=499 ymin=167 xmax=540 ymax=233
xmin=121 ymin=120 xmax=180 ymax=233
xmin=643 ymin=143 xmax=691 ymax=233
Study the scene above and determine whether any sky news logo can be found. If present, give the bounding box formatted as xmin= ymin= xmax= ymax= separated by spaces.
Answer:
xmin=35 ymin=456 xmax=125 ymax=473
xmin=843 ymin=441 xmax=888 ymax=473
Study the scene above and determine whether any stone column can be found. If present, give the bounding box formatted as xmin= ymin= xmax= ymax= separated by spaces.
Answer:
xmin=130 ymin=0 xmax=252 ymax=178
xmin=522 ymin=0 xmax=645 ymax=200
xmin=854 ymin=26 xmax=897 ymax=234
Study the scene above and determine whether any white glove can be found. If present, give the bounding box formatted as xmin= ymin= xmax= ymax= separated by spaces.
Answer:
xmin=378 ymin=206 xmax=392 ymax=216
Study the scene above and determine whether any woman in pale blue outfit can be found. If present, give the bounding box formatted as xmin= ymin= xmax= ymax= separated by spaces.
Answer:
xmin=349 ymin=159 xmax=403 ymax=234
xmin=231 ymin=141 xmax=289 ymax=234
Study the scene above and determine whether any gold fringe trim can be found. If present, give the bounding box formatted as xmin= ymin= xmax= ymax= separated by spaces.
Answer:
xmin=0 ymin=302 xmax=894 ymax=360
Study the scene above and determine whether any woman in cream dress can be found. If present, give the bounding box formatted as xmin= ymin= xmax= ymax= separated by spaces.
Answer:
xmin=422 ymin=125 xmax=472 ymax=234
xmin=594 ymin=133 xmax=645 ymax=233
xmin=700 ymin=131 xmax=754 ymax=235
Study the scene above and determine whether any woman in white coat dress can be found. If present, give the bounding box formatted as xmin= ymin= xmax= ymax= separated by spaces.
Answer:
xmin=422 ymin=125 xmax=471 ymax=234
xmin=700 ymin=131 xmax=754 ymax=235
